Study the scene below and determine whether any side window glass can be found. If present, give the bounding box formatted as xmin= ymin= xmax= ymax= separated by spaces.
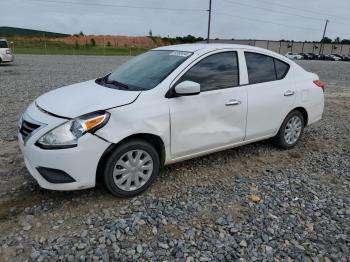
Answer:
xmin=0 ymin=41 xmax=8 ymax=48
xmin=274 ymin=59 xmax=290 ymax=80
xmin=245 ymin=52 xmax=276 ymax=84
xmin=179 ymin=52 xmax=239 ymax=92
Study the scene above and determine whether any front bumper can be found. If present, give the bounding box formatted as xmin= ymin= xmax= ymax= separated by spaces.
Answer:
xmin=18 ymin=103 xmax=111 ymax=191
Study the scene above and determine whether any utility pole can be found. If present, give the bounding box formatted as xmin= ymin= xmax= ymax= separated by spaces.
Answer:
xmin=319 ymin=19 xmax=329 ymax=55
xmin=207 ymin=0 xmax=212 ymax=43
xmin=278 ymin=41 xmax=281 ymax=54
xmin=43 ymin=33 xmax=47 ymax=55
xmin=103 ymin=35 xmax=106 ymax=56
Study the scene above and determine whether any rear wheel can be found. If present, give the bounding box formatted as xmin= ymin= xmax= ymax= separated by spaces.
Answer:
xmin=103 ymin=139 xmax=160 ymax=197
xmin=273 ymin=110 xmax=304 ymax=149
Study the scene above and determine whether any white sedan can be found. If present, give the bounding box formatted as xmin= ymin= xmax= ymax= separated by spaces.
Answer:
xmin=19 ymin=44 xmax=324 ymax=197
xmin=285 ymin=52 xmax=303 ymax=60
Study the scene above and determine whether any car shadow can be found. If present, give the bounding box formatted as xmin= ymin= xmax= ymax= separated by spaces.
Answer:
xmin=0 ymin=63 xmax=14 ymax=67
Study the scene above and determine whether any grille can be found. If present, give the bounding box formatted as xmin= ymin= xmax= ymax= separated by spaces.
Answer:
xmin=20 ymin=120 xmax=41 ymax=141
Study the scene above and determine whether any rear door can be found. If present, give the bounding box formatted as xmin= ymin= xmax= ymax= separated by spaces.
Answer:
xmin=244 ymin=52 xmax=296 ymax=140
xmin=168 ymin=51 xmax=248 ymax=158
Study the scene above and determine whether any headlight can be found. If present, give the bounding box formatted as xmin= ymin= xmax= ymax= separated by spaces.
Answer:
xmin=36 ymin=111 xmax=110 ymax=149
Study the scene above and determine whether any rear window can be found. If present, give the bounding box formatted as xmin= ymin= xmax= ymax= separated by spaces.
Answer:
xmin=245 ymin=52 xmax=276 ymax=84
xmin=0 ymin=41 xmax=8 ymax=48
xmin=245 ymin=52 xmax=290 ymax=84
xmin=274 ymin=59 xmax=289 ymax=80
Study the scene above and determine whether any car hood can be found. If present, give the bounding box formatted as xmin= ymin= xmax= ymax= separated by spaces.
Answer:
xmin=36 ymin=80 xmax=141 ymax=118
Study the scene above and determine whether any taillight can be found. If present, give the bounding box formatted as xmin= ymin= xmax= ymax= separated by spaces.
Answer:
xmin=6 ymin=49 xmax=11 ymax=54
xmin=313 ymin=80 xmax=325 ymax=92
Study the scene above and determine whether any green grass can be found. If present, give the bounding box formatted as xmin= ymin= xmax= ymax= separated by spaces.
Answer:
xmin=12 ymin=46 xmax=149 ymax=56
xmin=8 ymin=40 xmax=150 ymax=56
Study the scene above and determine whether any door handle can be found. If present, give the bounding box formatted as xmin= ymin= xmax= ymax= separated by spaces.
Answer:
xmin=225 ymin=99 xmax=241 ymax=106
xmin=284 ymin=90 xmax=295 ymax=96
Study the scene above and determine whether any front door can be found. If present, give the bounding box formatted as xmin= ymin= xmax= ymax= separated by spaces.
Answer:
xmin=168 ymin=51 xmax=247 ymax=158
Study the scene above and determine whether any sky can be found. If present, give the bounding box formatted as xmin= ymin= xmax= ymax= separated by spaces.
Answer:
xmin=1 ymin=0 xmax=350 ymax=41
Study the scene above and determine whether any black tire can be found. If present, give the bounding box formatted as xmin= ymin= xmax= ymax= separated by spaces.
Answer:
xmin=273 ymin=110 xmax=304 ymax=149
xmin=103 ymin=139 xmax=160 ymax=197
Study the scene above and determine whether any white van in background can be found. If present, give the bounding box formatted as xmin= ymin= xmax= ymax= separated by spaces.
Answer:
xmin=0 ymin=39 xmax=14 ymax=64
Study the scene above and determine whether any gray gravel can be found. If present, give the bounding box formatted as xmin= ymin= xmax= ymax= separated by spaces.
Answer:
xmin=0 ymin=55 xmax=349 ymax=261
xmin=0 ymin=55 xmax=129 ymax=141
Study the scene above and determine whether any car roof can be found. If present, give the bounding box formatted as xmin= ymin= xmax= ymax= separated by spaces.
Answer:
xmin=0 ymin=39 xmax=7 ymax=41
xmin=153 ymin=43 xmax=296 ymax=67
xmin=154 ymin=43 xmax=274 ymax=53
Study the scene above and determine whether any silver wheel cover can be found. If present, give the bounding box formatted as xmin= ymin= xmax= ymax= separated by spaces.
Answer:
xmin=113 ymin=149 xmax=153 ymax=191
xmin=284 ymin=116 xmax=302 ymax=145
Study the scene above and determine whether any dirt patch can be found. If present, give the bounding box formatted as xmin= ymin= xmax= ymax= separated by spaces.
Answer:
xmin=49 ymin=35 xmax=162 ymax=48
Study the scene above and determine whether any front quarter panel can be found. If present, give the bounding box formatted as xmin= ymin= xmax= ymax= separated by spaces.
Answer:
xmin=95 ymin=90 xmax=171 ymax=160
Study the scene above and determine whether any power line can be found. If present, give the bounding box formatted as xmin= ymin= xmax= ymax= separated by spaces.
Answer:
xmin=212 ymin=11 xmax=344 ymax=38
xmin=245 ymin=0 xmax=350 ymax=23
xmin=213 ymin=10 xmax=349 ymax=38
xmin=219 ymin=0 xmax=350 ymax=27
xmin=23 ymin=0 xmax=350 ymax=39
xmin=213 ymin=11 xmax=321 ymax=31
xmin=27 ymin=0 xmax=206 ymax=12
xmin=220 ymin=0 xmax=323 ymax=21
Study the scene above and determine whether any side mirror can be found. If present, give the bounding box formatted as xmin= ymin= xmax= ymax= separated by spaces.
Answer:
xmin=174 ymin=81 xmax=200 ymax=96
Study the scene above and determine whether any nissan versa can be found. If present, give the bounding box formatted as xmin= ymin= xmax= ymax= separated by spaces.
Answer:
xmin=18 ymin=44 xmax=325 ymax=197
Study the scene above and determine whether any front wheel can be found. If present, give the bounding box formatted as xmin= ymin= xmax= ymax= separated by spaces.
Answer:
xmin=103 ymin=139 xmax=160 ymax=197
xmin=273 ymin=110 xmax=304 ymax=149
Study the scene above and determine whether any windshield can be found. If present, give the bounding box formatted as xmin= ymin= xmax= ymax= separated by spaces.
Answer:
xmin=0 ymin=41 xmax=8 ymax=48
xmin=101 ymin=50 xmax=192 ymax=91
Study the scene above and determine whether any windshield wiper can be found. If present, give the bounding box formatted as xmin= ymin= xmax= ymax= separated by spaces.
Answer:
xmin=105 ymin=79 xmax=129 ymax=90
xmin=96 ymin=74 xmax=129 ymax=90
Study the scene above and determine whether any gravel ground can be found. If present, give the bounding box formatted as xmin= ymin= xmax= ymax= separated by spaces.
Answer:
xmin=0 ymin=55 xmax=349 ymax=261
